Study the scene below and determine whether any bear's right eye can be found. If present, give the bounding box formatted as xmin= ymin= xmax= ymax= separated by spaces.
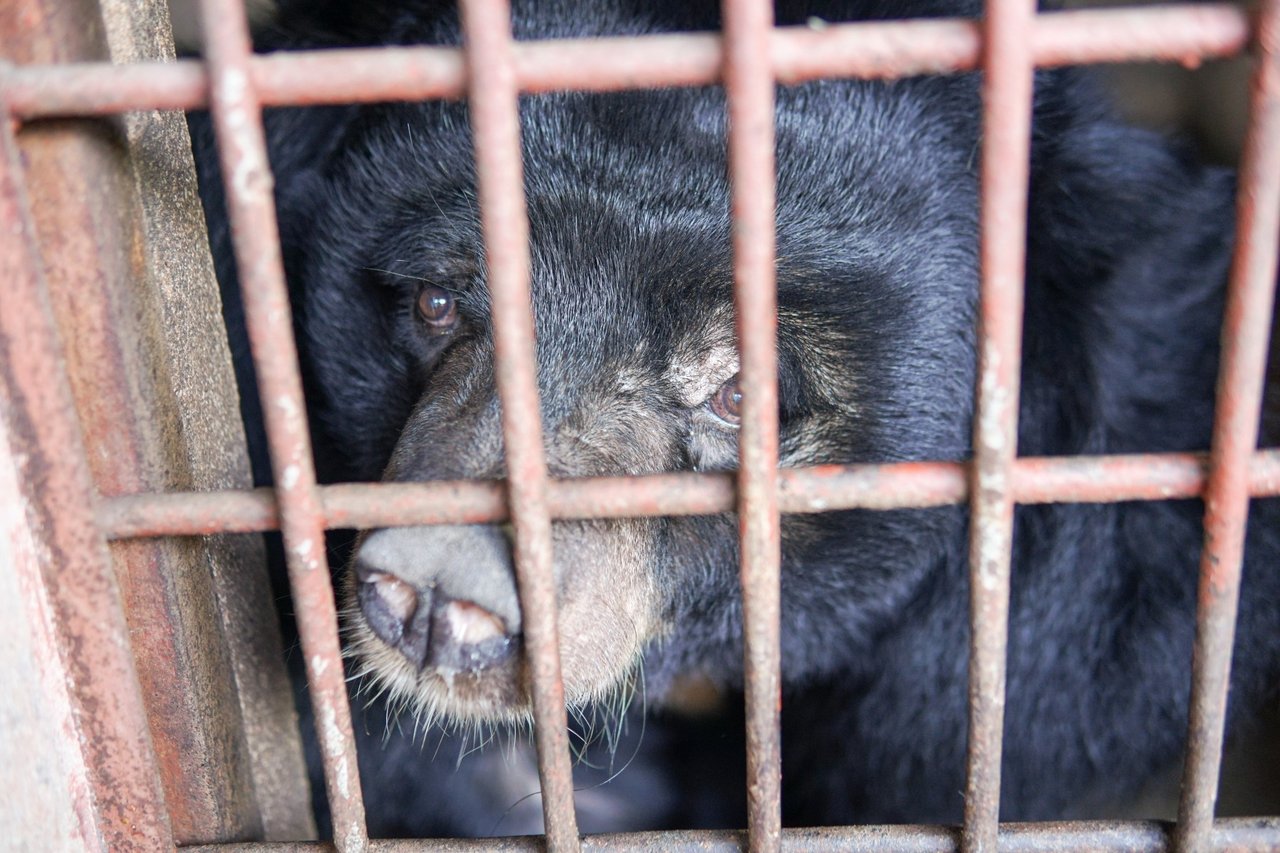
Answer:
xmin=416 ymin=285 xmax=459 ymax=334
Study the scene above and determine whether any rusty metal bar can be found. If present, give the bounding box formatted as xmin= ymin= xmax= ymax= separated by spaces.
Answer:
xmin=194 ymin=0 xmax=366 ymax=848
xmin=1174 ymin=0 xmax=1280 ymax=849
xmin=721 ymin=0 xmax=782 ymax=850
xmin=97 ymin=0 xmax=314 ymax=835
xmin=179 ymin=818 xmax=1280 ymax=853
xmin=456 ymin=0 xmax=579 ymax=848
xmin=1026 ymin=4 xmax=1246 ymax=70
xmin=963 ymin=0 xmax=1036 ymax=850
xmin=2 ymin=5 xmax=1253 ymax=120
xmin=95 ymin=449 xmax=1280 ymax=539
xmin=4 ymin=0 xmax=312 ymax=838
xmin=0 ymin=96 xmax=174 ymax=852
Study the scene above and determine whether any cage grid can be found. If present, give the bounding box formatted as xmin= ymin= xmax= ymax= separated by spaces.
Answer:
xmin=1 ymin=0 xmax=1279 ymax=851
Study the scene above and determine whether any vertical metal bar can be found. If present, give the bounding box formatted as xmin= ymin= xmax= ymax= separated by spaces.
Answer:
xmin=5 ymin=0 xmax=311 ymax=838
xmin=963 ymin=1 xmax=1036 ymax=851
xmin=457 ymin=0 xmax=580 ymax=849
xmin=0 ymin=104 xmax=174 ymax=853
xmin=1175 ymin=0 xmax=1280 ymax=848
xmin=95 ymin=0 xmax=315 ymax=833
xmin=721 ymin=1 xmax=782 ymax=851
xmin=194 ymin=0 xmax=367 ymax=848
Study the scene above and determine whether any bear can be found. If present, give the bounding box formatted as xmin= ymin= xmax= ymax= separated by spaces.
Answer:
xmin=191 ymin=0 xmax=1280 ymax=838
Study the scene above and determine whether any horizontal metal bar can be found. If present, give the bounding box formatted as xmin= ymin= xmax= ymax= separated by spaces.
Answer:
xmin=3 ymin=5 xmax=1250 ymax=120
xmin=96 ymin=450 xmax=1280 ymax=540
xmin=178 ymin=817 xmax=1280 ymax=853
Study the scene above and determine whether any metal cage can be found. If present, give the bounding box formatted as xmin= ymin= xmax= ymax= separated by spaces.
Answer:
xmin=2 ymin=0 xmax=1279 ymax=850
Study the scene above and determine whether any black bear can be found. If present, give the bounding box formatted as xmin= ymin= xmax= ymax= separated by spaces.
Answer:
xmin=192 ymin=0 xmax=1280 ymax=838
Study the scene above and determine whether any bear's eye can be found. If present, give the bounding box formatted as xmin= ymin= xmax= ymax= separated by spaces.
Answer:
xmin=416 ymin=285 xmax=458 ymax=332
xmin=708 ymin=374 xmax=742 ymax=427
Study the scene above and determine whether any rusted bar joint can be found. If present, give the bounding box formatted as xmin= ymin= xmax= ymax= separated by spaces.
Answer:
xmin=3 ymin=5 xmax=1251 ymax=120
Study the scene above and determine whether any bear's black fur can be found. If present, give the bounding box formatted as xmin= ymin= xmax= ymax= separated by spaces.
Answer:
xmin=192 ymin=0 xmax=1280 ymax=837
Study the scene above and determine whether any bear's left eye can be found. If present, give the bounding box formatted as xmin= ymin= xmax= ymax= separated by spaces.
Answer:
xmin=708 ymin=374 xmax=742 ymax=427
xmin=416 ymin=285 xmax=458 ymax=333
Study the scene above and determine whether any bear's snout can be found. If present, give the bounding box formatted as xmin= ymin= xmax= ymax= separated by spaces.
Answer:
xmin=354 ymin=525 xmax=521 ymax=674
xmin=345 ymin=515 xmax=663 ymax=723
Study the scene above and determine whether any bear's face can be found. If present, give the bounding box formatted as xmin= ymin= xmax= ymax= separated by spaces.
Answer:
xmin=288 ymin=81 xmax=982 ymax=723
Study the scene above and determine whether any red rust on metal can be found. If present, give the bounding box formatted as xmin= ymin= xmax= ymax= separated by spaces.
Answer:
xmin=195 ymin=0 xmax=367 ymax=848
xmin=963 ymin=1 xmax=1036 ymax=851
xmin=0 ymin=105 xmax=173 ymax=851
xmin=3 ymin=0 xmax=303 ymax=831
xmin=4 ymin=6 xmax=1253 ymax=119
xmin=457 ymin=0 xmax=580 ymax=848
xmin=722 ymin=0 xmax=783 ymax=850
xmin=1175 ymin=0 xmax=1280 ymax=849
xmin=96 ymin=449 xmax=1280 ymax=540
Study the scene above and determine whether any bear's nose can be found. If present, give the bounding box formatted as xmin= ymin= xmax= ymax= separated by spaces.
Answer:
xmin=356 ymin=565 xmax=517 ymax=672
xmin=350 ymin=525 xmax=519 ymax=671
